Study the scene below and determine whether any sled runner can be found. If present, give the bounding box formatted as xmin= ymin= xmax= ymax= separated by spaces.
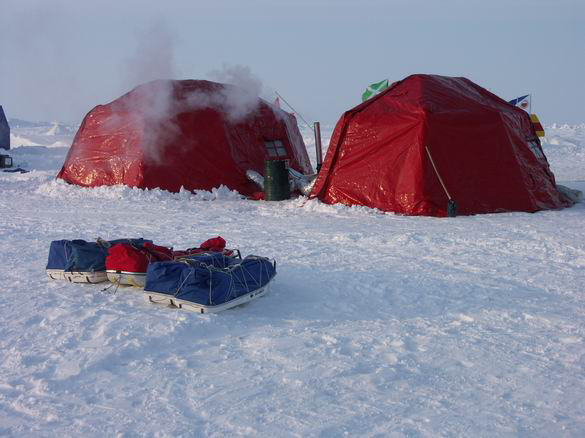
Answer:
xmin=46 ymin=269 xmax=108 ymax=284
xmin=144 ymin=253 xmax=276 ymax=313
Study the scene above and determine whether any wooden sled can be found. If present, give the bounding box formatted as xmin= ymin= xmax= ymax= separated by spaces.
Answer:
xmin=106 ymin=270 xmax=146 ymax=288
xmin=144 ymin=280 xmax=273 ymax=314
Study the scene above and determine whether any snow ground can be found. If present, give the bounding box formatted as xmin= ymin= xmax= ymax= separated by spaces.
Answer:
xmin=0 ymin=123 xmax=584 ymax=436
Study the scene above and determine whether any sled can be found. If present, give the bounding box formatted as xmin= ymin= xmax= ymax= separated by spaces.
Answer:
xmin=144 ymin=254 xmax=276 ymax=314
xmin=46 ymin=238 xmax=150 ymax=284
xmin=105 ymin=241 xmax=174 ymax=288
xmin=104 ymin=238 xmax=239 ymax=288
xmin=144 ymin=279 xmax=273 ymax=314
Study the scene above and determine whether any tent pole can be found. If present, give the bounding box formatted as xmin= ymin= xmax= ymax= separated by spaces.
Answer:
xmin=314 ymin=121 xmax=323 ymax=172
xmin=425 ymin=146 xmax=457 ymax=217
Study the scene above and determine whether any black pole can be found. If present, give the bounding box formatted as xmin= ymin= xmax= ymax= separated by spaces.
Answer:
xmin=314 ymin=121 xmax=323 ymax=172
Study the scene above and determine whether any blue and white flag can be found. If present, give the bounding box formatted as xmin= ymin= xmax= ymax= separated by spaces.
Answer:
xmin=508 ymin=94 xmax=531 ymax=112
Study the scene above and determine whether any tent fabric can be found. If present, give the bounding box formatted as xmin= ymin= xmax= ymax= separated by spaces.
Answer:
xmin=47 ymin=238 xmax=150 ymax=272
xmin=0 ymin=106 xmax=9 ymax=150
xmin=57 ymin=80 xmax=312 ymax=196
xmin=144 ymin=254 xmax=276 ymax=306
xmin=310 ymin=74 xmax=570 ymax=216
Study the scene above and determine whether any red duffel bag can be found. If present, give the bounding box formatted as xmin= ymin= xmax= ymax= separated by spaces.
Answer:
xmin=106 ymin=242 xmax=173 ymax=274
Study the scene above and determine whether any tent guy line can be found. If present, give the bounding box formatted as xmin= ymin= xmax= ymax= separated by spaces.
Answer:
xmin=274 ymin=91 xmax=313 ymax=132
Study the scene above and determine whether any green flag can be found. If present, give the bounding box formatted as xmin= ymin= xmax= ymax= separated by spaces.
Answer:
xmin=362 ymin=79 xmax=389 ymax=102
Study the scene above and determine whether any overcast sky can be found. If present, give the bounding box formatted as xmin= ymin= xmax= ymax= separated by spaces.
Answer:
xmin=0 ymin=0 xmax=583 ymax=125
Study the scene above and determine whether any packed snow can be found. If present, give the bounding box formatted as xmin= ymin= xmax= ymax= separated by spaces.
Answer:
xmin=1 ymin=122 xmax=584 ymax=436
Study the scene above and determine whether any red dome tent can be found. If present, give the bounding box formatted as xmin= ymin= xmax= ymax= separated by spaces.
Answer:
xmin=310 ymin=74 xmax=569 ymax=216
xmin=58 ymin=80 xmax=312 ymax=195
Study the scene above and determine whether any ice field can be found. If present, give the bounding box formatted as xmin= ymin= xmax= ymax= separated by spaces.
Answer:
xmin=0 ymin=122 xmax=584 ymax=436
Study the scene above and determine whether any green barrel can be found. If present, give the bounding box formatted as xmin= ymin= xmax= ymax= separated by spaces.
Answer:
xmin=264 ymin=160 xmax=290 ymax=201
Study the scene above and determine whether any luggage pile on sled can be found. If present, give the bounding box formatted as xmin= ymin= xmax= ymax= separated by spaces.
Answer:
xmin=46 ymin=236 xmax=276 ymax=313
xmin=105 ymin=236 xmax=238 ymax=288
xmin=144 ymin=252 xmax=275 ymax=314
xmin=46 ymin=238 xmax=151 ymax=283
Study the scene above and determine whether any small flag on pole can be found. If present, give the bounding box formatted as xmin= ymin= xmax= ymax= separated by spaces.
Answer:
xmin=530 ymin=113 xmax=545 ymax=137
xmin=362 ymin=79 xmax=389 ymax=102
xmin=508 ymin=94 xmax=531 ymax=112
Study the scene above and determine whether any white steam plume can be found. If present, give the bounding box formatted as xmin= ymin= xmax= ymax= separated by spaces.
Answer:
xmin=113 ymin=20 xmax=178 ymax=164
xmin=206 ymin=64 xmax=265 ymax=122
xmin=106 ymin=61 xmax=279 ymax=166
xmin=121 ymin=19 xmax=177 ymax=90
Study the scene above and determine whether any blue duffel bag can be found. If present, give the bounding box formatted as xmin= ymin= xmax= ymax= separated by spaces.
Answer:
xmin=46 ymin=238 xmax=151 ymax=282
xmin=144 ymin=253 xmax=276 ymax=308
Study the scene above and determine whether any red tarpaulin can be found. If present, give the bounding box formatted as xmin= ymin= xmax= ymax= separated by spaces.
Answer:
xmin=58 ymin=80 xmax=312 ymax=195
xmin=310 ymin=74 xmax=569 ymax=216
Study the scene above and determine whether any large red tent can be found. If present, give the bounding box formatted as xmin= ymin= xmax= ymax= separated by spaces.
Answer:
xmin=58 ymin=80 xmax=312 ymax=195
xmin=310 ymin=74 xmax=569 ymax=216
